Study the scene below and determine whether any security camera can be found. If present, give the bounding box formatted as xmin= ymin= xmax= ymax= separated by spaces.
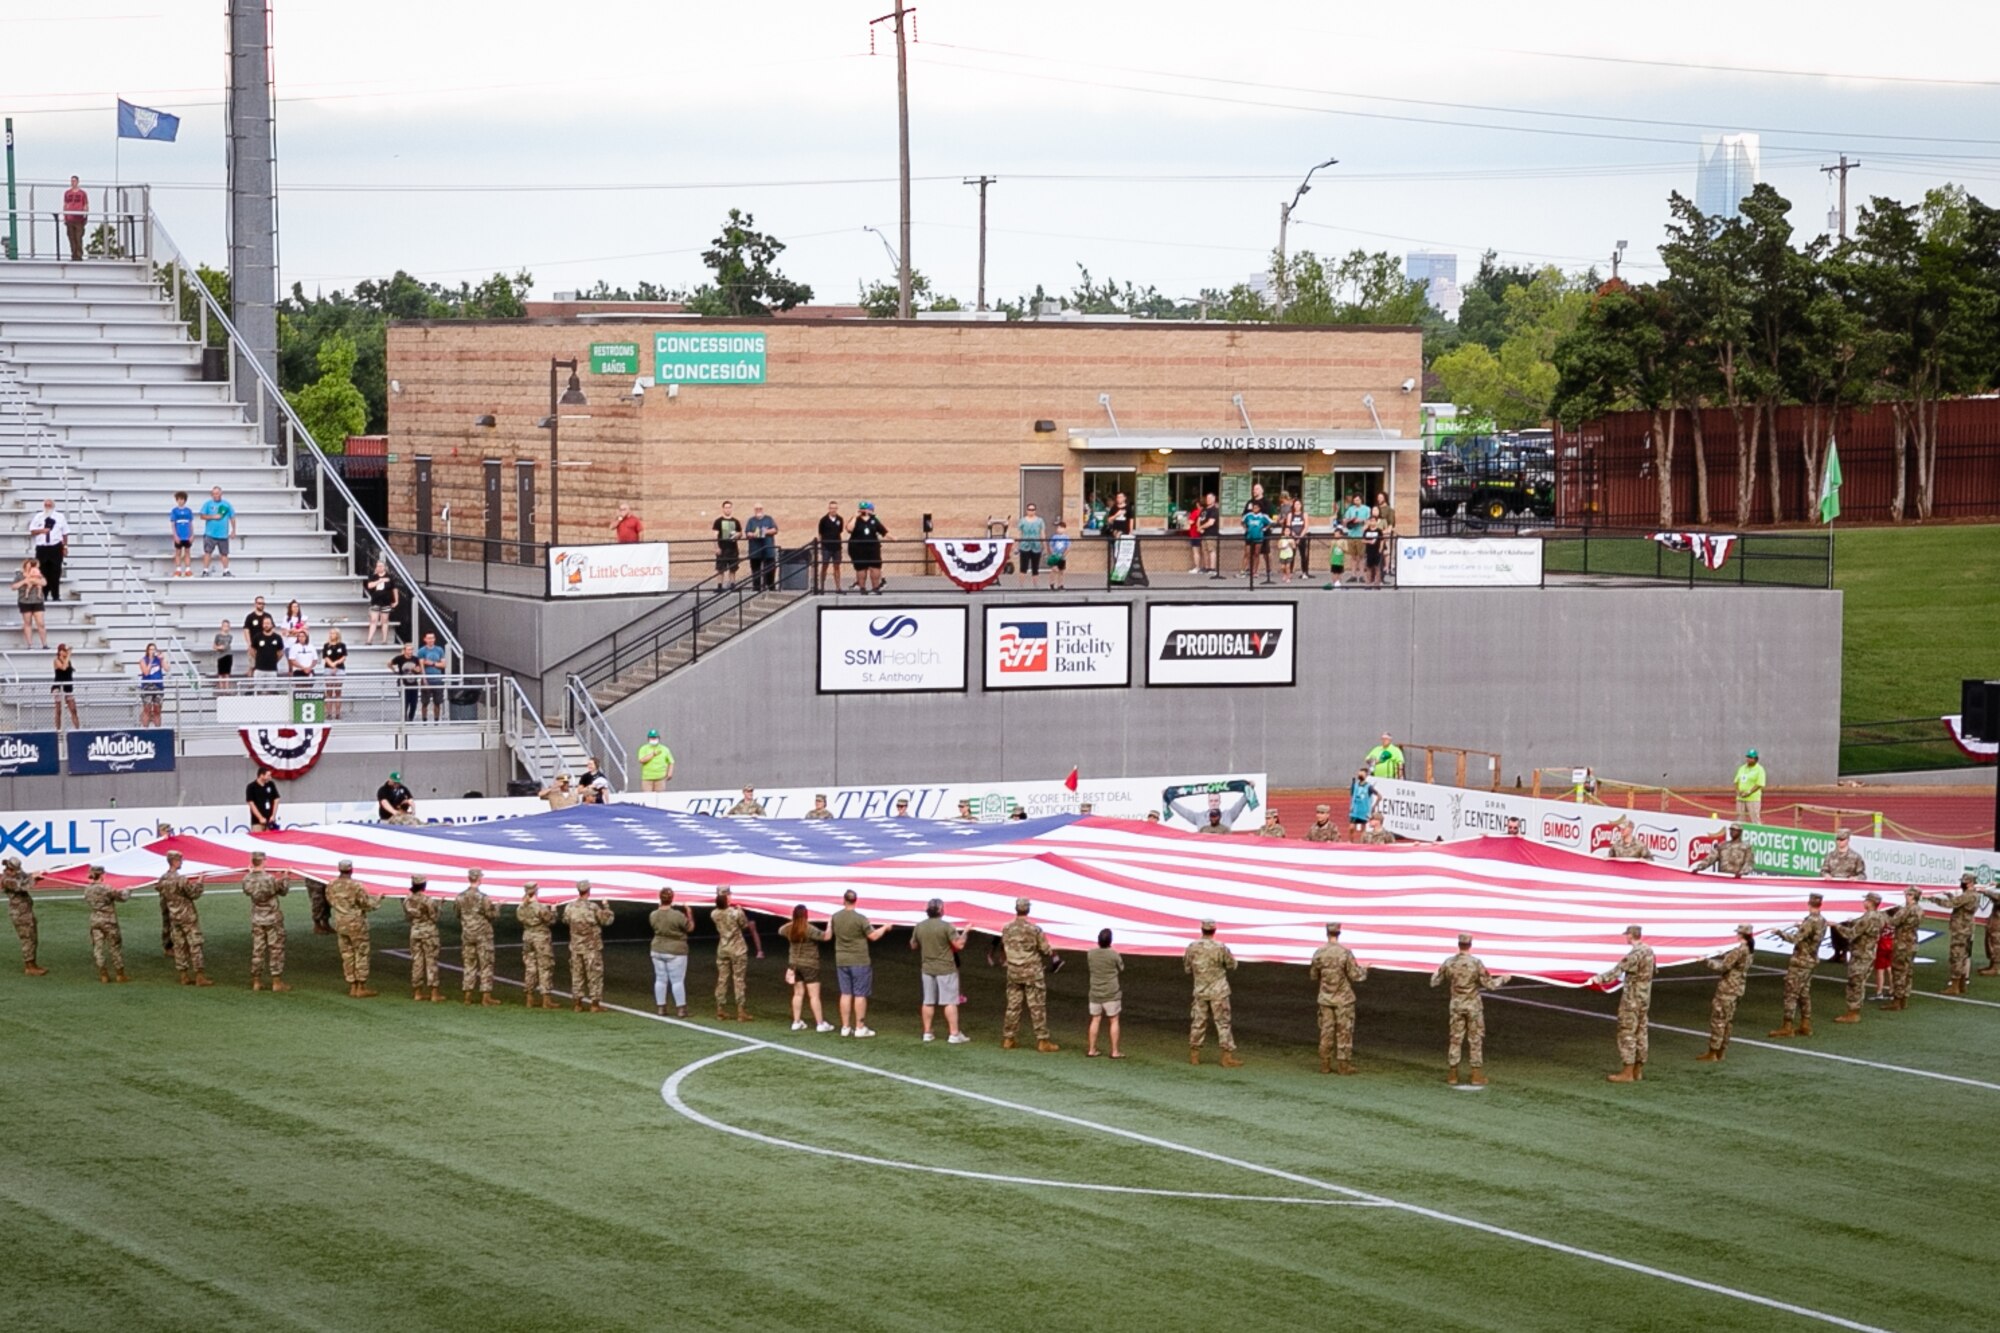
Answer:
xmin=666 ymin=383 xmax=679 ymax=400
xmin=630 ymin=377 xmax=648 ymax=399
xmin=1400 ymin=378 xmax=1417 ymax=394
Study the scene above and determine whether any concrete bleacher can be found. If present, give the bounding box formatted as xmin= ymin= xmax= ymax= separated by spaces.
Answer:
xmin=0 ymin=258 xmax=401 ymax=679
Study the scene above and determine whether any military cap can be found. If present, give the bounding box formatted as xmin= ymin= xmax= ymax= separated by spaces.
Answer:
xmin=714 ymin=886 xmax=731 ymax=902
xmin=250 ymin=850 xmax=266 ymax=863
xmin=1014 ymin=897 xmax=1031 ymax=914
xmin=1326 ymin=921 xmax=1342 ymax=936
xmin=1807 ymin=892 xmax=1824 ymax=905
xmin=337 ymin=858 xmax=354 ymax=871
xmin=1 ymin=854 xmax=20 ymax=868
xmin=1964 ymin=871 xmax=1979 ymax=885
xmin=575 ymin=879 xmax=592 ymax=893
xmin=1626 ymin=924 xmax=1644 ymax=937
xmin=164 ymin=849 xmax=184 ymax=861
xmin=1736 ymin=923 xmax=1754 ymax=935
xmin=1904 ymin=885 xmax=1921 ymax=896
xmin=522 ymin=881 xmax=539 ymax=893
xmin=1834 ymin=830 xmax=1851 ymax=840
xmin=1315 ymin=803 xmax=1331 ymax=813
xmin=1728 ymin=823 xmax=1743 ymax=833
xmin=1864 ymin=891 xmax=1882 ymax=903
xmin=88 ymin=864 xmax=106 ymax=876
xmin=1457 ymin=932 xmax=1473 ymax=947
xmin=410 ymin=876 xmax=428 ymax=892
xmin=1199 ymin=918 xmax=1216 ymax=932
xmin=466 ymin=867 xmax=483 ymax=881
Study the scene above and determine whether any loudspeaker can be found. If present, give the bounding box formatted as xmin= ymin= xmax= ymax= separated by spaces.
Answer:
xmin=1964 ymin=679 xmax=2000 ymax=744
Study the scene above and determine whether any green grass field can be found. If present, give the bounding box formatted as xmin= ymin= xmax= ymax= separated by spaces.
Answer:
xmin=3 ymin=894 xmax=1990 ymax=1332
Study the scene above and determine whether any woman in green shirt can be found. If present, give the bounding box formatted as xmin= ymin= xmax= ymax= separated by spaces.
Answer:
xmin=649 ymin=888 xmax=695 ymax=1016
xmin=781 ymin=904 xmax=835 ymax=1033
xmin=1086 ymin=928 xmax=1126 ymax=1059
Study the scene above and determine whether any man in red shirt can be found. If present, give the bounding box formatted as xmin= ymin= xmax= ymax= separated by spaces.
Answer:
xmin=63 ymin=177 xmax=89 ymax=261
xmin=613 ymin=502 xmax=643 ymax=543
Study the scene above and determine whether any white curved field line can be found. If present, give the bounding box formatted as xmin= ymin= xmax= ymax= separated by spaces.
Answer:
xmin=663 ymin=1047 xmax=1383 ymax=1207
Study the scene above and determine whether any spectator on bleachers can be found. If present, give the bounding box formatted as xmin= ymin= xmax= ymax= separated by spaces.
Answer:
xmin=391 ymin=643 xmax=422 ymax=722
xmin=241 ymin=597 xmax=268 ymax=653
xmin=283 ymin=600 xmax=308 ymax=635
xmin=51 ymin=644 xmax=80 ymax=730
xmin=138 ymin=643 xmax=166 ymax=726
xmin=169 ymin=491 xmax=196 ymax=579
xmin=416 ymin=632 xmax=448 ymax=721
xmin=212 ymin=618 xmax=234 ymax=690
xmin=579 ymin=756 xmax=611 ymax=795
xmin=286 ymin=629 xmax=318 ymax=678
xmin=199 ymin=486 xmax=236 ymax=578
xmin=29 ymin=499 xmax=68 ymax=602
xmin=321 ymin=629 xmax=347 ymax=718
xmin=62 ymin=177 xmax=88 ymax=261
xmin=364 ymin=562 xmax=399 ymax=644
xmin=249 ymin=614 xmax=285 ymax=685
xmin=12 ymin=560 xmax=48 ymax=648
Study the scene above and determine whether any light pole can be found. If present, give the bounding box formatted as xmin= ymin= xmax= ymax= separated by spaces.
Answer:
xmin=540 ymin=358 xmax=586 ymax=544
xmin=1274 ymin=156 xmax=1338 ymax=319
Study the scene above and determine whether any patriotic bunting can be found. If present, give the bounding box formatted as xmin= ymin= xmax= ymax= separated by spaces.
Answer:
xmin=927 ymin=539 xmax=1013 ymax=590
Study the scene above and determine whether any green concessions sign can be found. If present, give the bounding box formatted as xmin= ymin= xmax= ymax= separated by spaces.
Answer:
xmin=590 ymin=342 xmax=642 ymax=376
xmin=653 ymin=330 xmax=767 ymax=385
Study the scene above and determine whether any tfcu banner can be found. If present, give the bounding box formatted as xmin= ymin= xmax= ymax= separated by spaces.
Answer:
xmin=66 ymin=729 xmax=175 ymax=775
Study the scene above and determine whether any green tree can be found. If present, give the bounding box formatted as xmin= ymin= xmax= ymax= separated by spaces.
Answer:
xmin=1430 ymin=265 xmax=1591 ymax=430
xmin=1274 ymin=249 xmax=1428 ymax=326
xmin=1455 ymin=251 xmax=1539 ymax=352
xmin=283 ymin=333 xmax=369 ymax=455
xmin=1661 ymin=192 xmax=1768 ymax=523
xmin=858 ymin=269 xmax=961 ymax=317
xmin=1554 ymin=283 xmax=1692 ymax=525
xmin=681 ymin=209 xmax=813 ymax=317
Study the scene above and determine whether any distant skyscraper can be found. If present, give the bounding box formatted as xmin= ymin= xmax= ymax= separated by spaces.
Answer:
xmin=1696 ymin=133 xmax=1761 ymax=218
xmin=1406 ymin=251 xmax=1457 ymax=289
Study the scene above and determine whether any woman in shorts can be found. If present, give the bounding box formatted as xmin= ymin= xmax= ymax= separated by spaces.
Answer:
xmin=213 ymin=618 xmax=234 ymax=691
xmin=781 ymin=903 xmax=832 ymax=1032
xmin=364 ymin=562 xmax=399 ymax=644
xmin=321 ymin=627 xmax=348 ymax=719
xmin=649 ymin=887 xmax=695 ymax=1017
xmin=12 ymin=558 xmax=48 ymax=648
xmin=1086 ymin=928 xmax=1125 ymax=1059
xmin=1046 ymin=520 xmax=1070 ymax=590
xmin=1362 ymin=509 xmax=1386 ymax=586
xmin=51 ymin=643 xmax=80 ymax=730
xmin=138 ymin=642 xmax=166 ymax=727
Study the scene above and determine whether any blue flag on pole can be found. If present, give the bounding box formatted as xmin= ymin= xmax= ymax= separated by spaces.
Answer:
xmin=116 ymin=100 xmax=180 ymax=142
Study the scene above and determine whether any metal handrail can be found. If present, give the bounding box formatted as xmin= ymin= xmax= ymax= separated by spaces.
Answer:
xmin=564 ymin=673 xmax=627 ymax=789
xmin=0 ymin=184 xmax=151 ymax=261
xmin=501 ymin=674 xmax=567 ymax=786
xmin=0 ymin=670 xmax=502 ymax=731
xmin=144 ymin=213 xmax=463 ymax=665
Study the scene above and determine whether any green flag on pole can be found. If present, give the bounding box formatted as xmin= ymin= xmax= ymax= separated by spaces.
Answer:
xmin=1817 ymin=440 xmax=1843 ymax=524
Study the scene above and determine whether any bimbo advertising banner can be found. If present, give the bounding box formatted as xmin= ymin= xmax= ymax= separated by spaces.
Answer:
xmin=548 ymin=541 xmax=671 ymax=597
xmin=1393 ymin=536 xmax=1542 ymax=587
xmin=982 ymin=604 xmax=1130 ymax=690
xmin=66 ymin=728 xmax=175 ymax=776
xmin=817 ymin=605 xmax=968 ymax=693
xmin=1145 ymin=601 xmax=1296 ymax=687
xmin=0 ymin=731 xmax=61 ymax=777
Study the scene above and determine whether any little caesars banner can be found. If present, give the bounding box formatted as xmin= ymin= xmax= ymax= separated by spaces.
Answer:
xmin=818 ymin=606 xmax=968 ymax=693
xmin=549 ymin=542 xmax=672 ymax=597
xmin=653 ymin=331 xmax=767 ymax=384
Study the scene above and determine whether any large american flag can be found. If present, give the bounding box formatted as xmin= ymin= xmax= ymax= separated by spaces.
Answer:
xmin=41 ymin=808 xmax=1893 ymax=985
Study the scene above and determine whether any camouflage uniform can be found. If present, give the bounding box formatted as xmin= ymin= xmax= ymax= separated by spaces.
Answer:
xmin=1303 ymin=819 xmax=1340 ymax=843
xmin=1820 ymin=848 xmax=1868 ymax=879
xmin=1259 ymin=819 xmax=1287 ymax=839
xmin=562 ymin=894 xmax=615 ymax=1005
xmin=2 ymin=865 xmax=41 ymax=971
xmin=325 ymin=874 xmax=381 ymax=985
xmin=83 ymin=879 xmax=132 ymax=975
xmin=803 ymin=806 xmax=834 ymax=820
xmin=1430 ymin=951 xmax=1502 ymax=1070
xmin=156 ymin=870 xmax=208 ymax=980
xmin=1184 ymin=937 xmax=1238 ymax=1054
xmin=1000 ymin=915 xmax=1055 ymax=1045
xmin=404 ymin=892 xmax=441 ymax=992
xmin=1883 ymin=893 xmax=1925 ymax=1006
xmin=384 ymin=811 xmax=422 ymax=827
xmin=1595 ymin=941 xmax=1656 ymax=1069
xmin=241 ymin=868 xmax=290 ymax=984
xmin=1308 ymin=939 xmax=1367 ymax=1066
xmin=1359 ymin=827 xmax=1397 ymax=845
xmin=1605 ymin=830 xmax=1653 ymax=861
xmin=1696 ymin=841 xmax=1755 ymax=876
xmin=456 ymin=884 xmax=499 ymax=996
xmin=518 ymin=894 xmax=560 ymax=1002
xmin=305 ymin=878 xmax=332 ymax=933
xmin=1195 ymin=821 xmax=1232 ymax=836
xmin=1982 ymin=887 xmax=2000 ymax=974
xmin=1924 ymin=882 xmax=1978 ymax=990
xmin=726 ymin=798 xmax=766 ymax=816
xmin=713 ymin=904 xmax=752 ymax=1010
xmin=1773 ymin=909 xmax=1826 ymax=1031
xmin=1702 ymin=938 xmax=1753 ymax=1055
xmin=1838 ymin=907 xmax=1888 ymax=1012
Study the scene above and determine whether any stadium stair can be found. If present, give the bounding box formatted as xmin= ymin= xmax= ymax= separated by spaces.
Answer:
xmin=582 ymin=590 xmax=806 ymax=708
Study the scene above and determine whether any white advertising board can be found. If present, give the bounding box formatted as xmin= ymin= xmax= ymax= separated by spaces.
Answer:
xmin=982 ymin=604 xmax=1131 ymax=690
xmin=1393 ymin=536 xmax=1542 ymax=587
xmin=817 ymin=605 xmax=967 ymax=693
xmin=548 ymin=541 xmax=672 ymax=597
xmin=1145 ymin=601 xmax=1296 ymax=687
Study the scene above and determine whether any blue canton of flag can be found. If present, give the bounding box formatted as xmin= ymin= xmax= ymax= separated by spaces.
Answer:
xmin=117 ymin=100 xmax=180 ymax=142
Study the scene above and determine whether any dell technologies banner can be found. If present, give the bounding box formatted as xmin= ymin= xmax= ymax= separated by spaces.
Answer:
xmin=983 ymin=604 xmax=1131 ymax=690
xmin=1145 ymin=602 xmax=1296 ymax=686
xmin=817 ymin=606 xmax=969 ymax=693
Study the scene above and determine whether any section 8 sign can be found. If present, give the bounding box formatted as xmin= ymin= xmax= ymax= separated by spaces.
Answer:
xmin=1145 ymin=602 xmax=1297 ymax=687
xmin=817 ymin=606 xmax=968 ymax=694
xmin=982 ymin=603 xmax=1131 ymax=690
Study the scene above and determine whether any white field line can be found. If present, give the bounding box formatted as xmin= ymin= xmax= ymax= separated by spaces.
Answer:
xmin=1747 ymin=965 xmax=2000 ymax=1012
xmin=398 ymin=953 xmax=1888 ymax=1332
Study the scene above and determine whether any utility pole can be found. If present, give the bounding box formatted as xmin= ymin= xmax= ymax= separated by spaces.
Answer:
xmin=1611 ymin=239 xmax=1627 ymax=281
xmin=1821 ymin=155 xmax=1860 ymax=240
xmin=1274 ymin=156 xmax=1337 ymax=320
xmin=870 ymin=5 xmax=916 ymax=319
xmin=963 ymin=175 xmax=995 ymax=310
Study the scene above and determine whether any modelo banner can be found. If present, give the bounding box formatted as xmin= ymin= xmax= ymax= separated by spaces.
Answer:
xmin=1394 ymin=536 xmax=1543 ymax=587
xmin=67 ymin=728 xmax=175 ymax=775
xmin=549 ymin=541 xmax=671 ymax=597
xmin=817 ymin=605 xmax=968 ymax=693
xmin=1369 ymin=778 xmax=1994 ymax=890
xmin=1145 ymin=601 xmax=1296 ymax=687
xmin=983 ymin=604 xmax=1131 ymax=690
xmin=625 ymin=770 xmax=1268 ymax=827
xmin=0 ymin=731 xmax=61 ymax=777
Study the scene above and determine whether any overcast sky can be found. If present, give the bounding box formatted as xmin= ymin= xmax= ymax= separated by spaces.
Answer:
xmin=7 ymin=1 xmax=1998 ymax=304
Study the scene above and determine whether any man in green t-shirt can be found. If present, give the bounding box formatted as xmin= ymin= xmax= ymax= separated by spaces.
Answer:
xmin=909 ymin=898 xmax=969 ymax=1043
xmin=830 ymin=888 xmax=890 ymax=1038
xmin=636 ymin=729 xmax=674 ymax=792
xmin=1366 ymin=733 xmax=1404 ymax=780
xmin=1733 ymin=749 xmax=1767 ymax=825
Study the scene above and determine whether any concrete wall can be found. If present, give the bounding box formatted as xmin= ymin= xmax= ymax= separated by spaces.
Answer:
xmin=433 ymin=584 xmax=657 ymax=686
xmin=0 ymin=745 xmax=508 ymax=815
xmin=601 ymin=586 xmax=1842 ymax=790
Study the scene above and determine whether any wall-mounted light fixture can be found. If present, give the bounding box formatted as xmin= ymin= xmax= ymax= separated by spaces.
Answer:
xmin=1033 ymin=419 xmax=1057 ymax=433
xmin=472 ymin=414 xmax=496 ymax=428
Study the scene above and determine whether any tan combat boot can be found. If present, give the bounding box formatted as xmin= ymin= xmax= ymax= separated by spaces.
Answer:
xmin=1219 ymin=1050 xmax=1243 ymax=1068
xmin=736 ymin=1007 xmax=755 ymax=1022
xmin=1319 ymin=1054 xmax=1333 ymax=1075
xmin=1766 ymin=1021 xmax=1795 ymax=1038
xmin=430 ymin=986 xmax=445 ymax=1003
xmin=462 ymin=990 xmax=475 ymax=1005
xmin=1187 ymin=1047 xmax=1200 ymax=1065
xmin=97 ymin=967 xmax=111 ymax=984
xmin=1606 ymin=1064 xmax=1638 ymax=1083
xmin=1003 ymin=1036 xmax=1019 ymax=1050
xmin=271 ymin=978 xmax=291 ymax=993
xmin=1980 ymin=964 xmax=1998 ymax=976
xmin=524 ymin=989 xmax=537 ymax=1008
xmin=412 ymin=988 xmax=425 ymax=1002
xmin=1468 ymin=1068 xmax=1486 ymax=1086
xmin=1336 ymin=1060 xmax=1356 ymax=1075
xmin=481 ymin=993 xmax=501 ymax=1007
xmin=355 ymin=984 xmax=378 ymax=998
xmin=592 ymin=1000 xmax=608 ymax=1013
xmin=1446 ymin=1064 xmax=1459 ymax=1085
xmin=193 ymin=971 xmax=214 ymax=987
xmin=1797 ymin=1017 xmax=1813 ymax=1036
xmin=1696 ymin=1050 xmax=1722 ymax=1062
xmin=1834 ymin=1008 xmax=1860 ymax=1023
xmin=573 ymin=997 xmax=586 ymax=1012
xmin=25 ymin=962 xmax=47 ymax=976
xmin=252 ymin=976 xmax=264 ymax=991
xmin=1036 ymin=1039 xmax=1061 ymax=1053
xmin=115 ymin=969 xmax=130 ymax=983
xmin=541 ymin=993 xmax=559 ymax=1010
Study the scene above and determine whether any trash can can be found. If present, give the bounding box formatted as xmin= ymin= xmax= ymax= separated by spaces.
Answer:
xmin=200 ymin=346 xmax=228 ymax=382
xmin=448 ymin=687 xmax=481 ymax=722
xmin=505 ymin=778 xmax=540 ymax=798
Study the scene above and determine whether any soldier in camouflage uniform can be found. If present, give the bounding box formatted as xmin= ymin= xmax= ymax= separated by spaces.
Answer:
xmin=1697 ymin=924 xmax=1755 ymax=1061
xmin=1833 ymin=892 xmax=1887 ymax=1023
xmin=1259 ymin=810 xmax=1288 ymax=839
xmin=305 ymin=864 xmax=332 ymax=935
xmin=154 ymin=851 xmax=214 ymax=987
xmin=1695 ymin=825 xmax=1755 ymax=876
xmin=1304 ymin=803 xmax=1340 ymax=842
xmin=1195 ymin=809 xmax=1231 ymax=835
xmin=1000 ymin=898 xmax=1059 ymax=1052
xmin=82 ymin=866 xmax=131 ymax=982
xmin=1768 ymin=893 xmax=1826 ymax=1037
xmin=1359 ymin=815 xmax=1397 ymax=845
xmin=1308 ymin=921 xmax=1367 ymax=1074
xmin=1882 ymin=887 xmax=1926 ymax=1010
xmin=1430 ymin=933 xmax=1507 ymax=1085
xmin=456 ymin=868 xmax=501 ymax=1006
xmin=563 ymin=880 xmax=615 ymax=1011
xmin=1184 ymin=919 xmax=1241 ymax=1066
xmin=324 ymin=859 xmax=383 ymax=998
xmin=1978 ymin=882 xmax=2000 ymax=979
xmin=710 ymin=886 xmax=763 ymax=1021
xmin=1594 ymin=925 xmax=1655 ymax=1082
xmin=726 ymin=785 xmax=766 ymax=816
xmin=240 ymin=850 xmax=291 ymax=992
xmin=1605 ymin=817 xmax=1653 ymax=861
xmin=2 ymin=855 xmax=47 ymax=976
xmin=1925 ymin=874 xmax=1980 ymax=995
xmin=517 ymin=882 xmax=561 ymax=1009
xmin=154 ymin=823 xmax=176 ymax=957
xmin=1819 ymin=831 xmax=1867 ymax=880
xmin=404 ymin=876 xmax=444 ymax=1002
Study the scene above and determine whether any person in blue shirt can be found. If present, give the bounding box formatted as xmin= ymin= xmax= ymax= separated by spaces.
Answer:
xmin=1340 ymin=492 xmax=1372 ymax=587
xmin=139 ymin=642 xmax=166 ymax=727
xmin=199 ymin=485 xmax=237 ymax=578
xmin=1347 ymin=766 xmax=1378 ymax=840
xmin=744 ymin=503 xmax=779 ymax=592
xmin=168 ymin=491 xmax=196 ymax=579
xmin=1046 ymin=520 xmax=1071 ymax=591
xmin=1015 ymin=503 xmax=1047 ymax=589
xmin=415 ymin=631 xmax=448 ymax=722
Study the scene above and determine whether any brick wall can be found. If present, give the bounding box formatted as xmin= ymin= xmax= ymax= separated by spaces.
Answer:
xmin=386 ymin=319 xmax=1423 ymax=550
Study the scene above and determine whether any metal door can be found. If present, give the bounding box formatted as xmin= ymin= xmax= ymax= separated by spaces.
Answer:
xmin=414 ymin=455 xmax=434 ymax=556
xmin=1019 ymin=466 xmax=1064 ymax=527
xmin=515 ymin=460 xmax=537 ymax=565
xmin=483 ymin=459 xmax=503 ymax=563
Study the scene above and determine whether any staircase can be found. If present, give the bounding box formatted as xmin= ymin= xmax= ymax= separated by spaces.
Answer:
xmin=0 ymin=258 xmax=399 ymax=677
xmin=584 ymin=589 xmax=806 ymax=708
